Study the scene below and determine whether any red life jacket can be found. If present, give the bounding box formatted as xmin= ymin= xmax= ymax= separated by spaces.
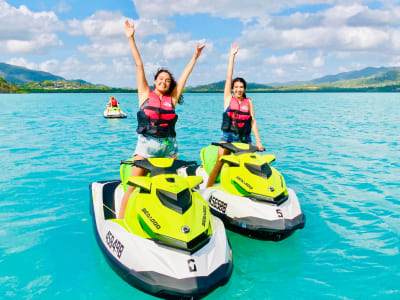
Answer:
xmin=136 ymin=90 xmax=178 ymax=138
xmin=221 ymin=97 xmax=252 ymax=136
xmin=111 ymin=98 xmax=118 ymax=107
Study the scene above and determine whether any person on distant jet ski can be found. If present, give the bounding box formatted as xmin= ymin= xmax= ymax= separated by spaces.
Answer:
xmin=119 ymin=20 xmax=205 ymax=218
xmin=106 ymin=96 xmax=119 ymax=113
xmin=206 ymin=43 xmax=264 ymax=188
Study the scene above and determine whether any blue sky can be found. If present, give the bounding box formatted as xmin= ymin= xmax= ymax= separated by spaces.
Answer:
xmin=1 ymin=0 xmax=400 ymax=88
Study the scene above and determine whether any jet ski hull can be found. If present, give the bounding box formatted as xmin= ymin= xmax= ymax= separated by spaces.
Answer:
xmin=103 ymin=110 xmax=127 ymax=118
xmin=200 ymin=187 xmax=305 ymax=241
xmin=90 ymin=180 xmax=233 ymax=298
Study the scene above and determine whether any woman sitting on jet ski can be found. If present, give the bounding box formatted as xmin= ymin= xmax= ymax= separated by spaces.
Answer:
xmin=105 ymin=95 xmax=119 ymax=113
xmin=206 ymin=43 xmax=264 ymax=188
xmin=119 ymin=20 xmax=205 ymax=218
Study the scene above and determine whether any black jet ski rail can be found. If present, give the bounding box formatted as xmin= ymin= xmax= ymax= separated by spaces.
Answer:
xmin=120 ymin=159 xmax=198 ymax=176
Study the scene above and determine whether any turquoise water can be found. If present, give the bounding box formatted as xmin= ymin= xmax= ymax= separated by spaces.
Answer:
xmin=1 ymin=92 xmax=399 ymax=299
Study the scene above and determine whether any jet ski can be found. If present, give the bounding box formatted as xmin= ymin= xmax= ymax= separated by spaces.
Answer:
xmin=103 ymin=106 xmax=127 ymax=118
xmin=89 ymin=158 xmax=233 ymax=299
xmin=179 ymin=142 xmax=305 ymax=241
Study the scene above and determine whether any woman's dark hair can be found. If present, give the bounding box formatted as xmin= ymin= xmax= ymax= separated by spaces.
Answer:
xmin=232 ymin=77 xmax=247 ymax=98
xmin=154 ymin=68 xmax=184 ymax=104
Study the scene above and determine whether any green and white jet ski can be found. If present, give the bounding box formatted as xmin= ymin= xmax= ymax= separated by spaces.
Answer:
xmin=179 ymin=143 xmax=305 ymax=241
xmin=89 ymin=158 xmax=233 ymax=299
xmin=103 ymin=106 xmax=127 ymax=118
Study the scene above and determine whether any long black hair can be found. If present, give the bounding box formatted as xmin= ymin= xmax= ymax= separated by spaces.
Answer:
xmin=232 ymin=77 xmax=247 ymax=98
xmin=154 ymin=68 xmax=184 ymax=104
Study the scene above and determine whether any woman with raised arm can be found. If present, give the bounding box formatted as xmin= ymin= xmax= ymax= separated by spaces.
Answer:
xmin=119 ymin=20 xmax=205 ymax=219
xmin=206 ymin=43 xmax=264 ymax=188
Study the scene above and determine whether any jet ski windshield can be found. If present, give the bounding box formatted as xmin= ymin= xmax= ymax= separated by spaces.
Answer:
xmin=244 ymin=162 xmax=272 ymax=178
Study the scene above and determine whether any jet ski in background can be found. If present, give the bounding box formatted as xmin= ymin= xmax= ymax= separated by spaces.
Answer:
xmin=103 ymin=106 xmax=127 ymax=118
xmin=179 ymin=142 xmax=305 ymax=241
xmin=104 ymin=96 xmax=127 ymax=118
xmin=90 ymin=158 xmax=233 ymax=299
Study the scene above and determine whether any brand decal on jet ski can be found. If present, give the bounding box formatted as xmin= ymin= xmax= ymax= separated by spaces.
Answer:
xmin=209 ymin=195 xmax=228 ymax=214
xmin=106 ymin=230 xmax=124 ymax=258
xmin=202 ymin=205 xmax=206 ymax=227
xmin=236 ymin=176 xmax=253 ymax=190
xmin=181 ymin=225 xmax=190 ymax=234
xmin=188 ymin=259 xmax=197 ymax=272
xmin=142 ymin=208 xmax=161 ymax=229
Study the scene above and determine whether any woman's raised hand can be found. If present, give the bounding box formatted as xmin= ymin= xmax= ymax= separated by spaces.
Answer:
xmin=194 ymin=43 xmax=206 ymax=59
xmin=230 ymin=43 xmax=239 ymax=56
xmin=125 ymin=20 xmax=135 ymax=39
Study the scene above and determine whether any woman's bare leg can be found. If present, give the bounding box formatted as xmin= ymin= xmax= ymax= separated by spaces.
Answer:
xmin=206 ymin=145 xmax=229 ymax=188
xmin=118 ymin=155 xmax=147 ymax=219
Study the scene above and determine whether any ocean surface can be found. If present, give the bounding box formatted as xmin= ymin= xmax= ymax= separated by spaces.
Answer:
xmin=1 ymin=92 xmax=399 ymax=299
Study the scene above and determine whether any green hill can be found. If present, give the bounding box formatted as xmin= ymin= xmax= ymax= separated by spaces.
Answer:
xmin=187 ymin=67 xmax=400 ymax=92
xmin=17 ymin=79 xmax=135 ymax=93
xmin=186 ymin=80 xmax=273 ymax=92
xmin=0 ymin=62 xmax=136 ymax=93
xmin=2 ymin=61 xmax=400 ymax=93
xmin=0 ymin=77 xmax=19 ymax=93
xmin=303 ymin=68 xmax=400 ymax=91
xmin=0 ymin=62 xmax=65 ymax=84
xmin=310 ymin=67 xmax=397 ymax=84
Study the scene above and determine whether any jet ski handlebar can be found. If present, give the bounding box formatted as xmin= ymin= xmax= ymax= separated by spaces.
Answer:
xmin=120 ymin=159 xmax=198 ymax=176
xmin=211 ymin=142 xmax=261 ymax=153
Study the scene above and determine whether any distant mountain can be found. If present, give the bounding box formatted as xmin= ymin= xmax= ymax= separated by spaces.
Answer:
xmin=187 ymin=66 xmax=400 ymax=92
xmin=310 ymin=67 xmax=398 ymax=84
xmin=0 ymin=62 xmax=66 ymax=84
xmin=187 ymin=80 xmax=273 ymax=92
xmin=2 ymin=61 xmax=400 ymax=93
xmin=0 ymin=63 xmax=137 ymax=93
xmin=320 ymin=68 xmax=400 ymax=88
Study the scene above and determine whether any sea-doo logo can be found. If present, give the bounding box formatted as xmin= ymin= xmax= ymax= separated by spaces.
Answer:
xmin=188 ymin=259 xmax=197 ymax=272
xmin=142 ymin=208 xmax=161 ymax=230
xmin=202 ymin=205 xmax=206 ymax=227
xmin=181 ymin=225 xmax=190 ymax=234
xmin=236 ymin=176 xmax=253 ymax=190
xmin=162 ymin=101 xmax=172 ymax=108
xmin=209 ymin=195 xmax=228 ymax=214
xmin=105 ymin=231 xmax=125 ymax=259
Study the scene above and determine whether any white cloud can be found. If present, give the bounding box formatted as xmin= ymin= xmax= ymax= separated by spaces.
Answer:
xmin=67 ymin=12 xmax=173 ymax=39
xmin=4 ymin=34 xmax=63 ymax=54
xmin=38 ymin=59 xmax=60 ymax=73
xmin=391 ymin=29 xmax=400 ymax=50
xmin=264 ymin=52 xmax=302 ymax=65
xmin=274 ymin=67 xmax=285 ymax=77
xmin=312 ymin=55 xmax=325 ymax=67
xmin=240 ymin=3 xmax=394 ymax=53
xmin=162 ymin=34 xmax=195 ymax=59
xmin=6 ymin=57 xmax=38 ymax=70
xmin=78 ymin=40 xmax=129 ymax=58
xmin=388 ymin=56 xmax=400 ymax=67
xmin=133 ymin=0 xmax=335 ymax=21
xmin=67 ymin=11 xmax=126 ymax=38
xmin=322 ymin=3 xmax=365 ymax=27
xmin=68 ymin=11 xmax=175 ymax=59
xmin=0 ymin=1 xmax=63 ymax=54
xmin=337 ymin=26 xmax=389 ymax=49
xmin=6 ymin=57 xmax=61 ymax=75
xmin=53 ymin=0 xmax=72 ymax=13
